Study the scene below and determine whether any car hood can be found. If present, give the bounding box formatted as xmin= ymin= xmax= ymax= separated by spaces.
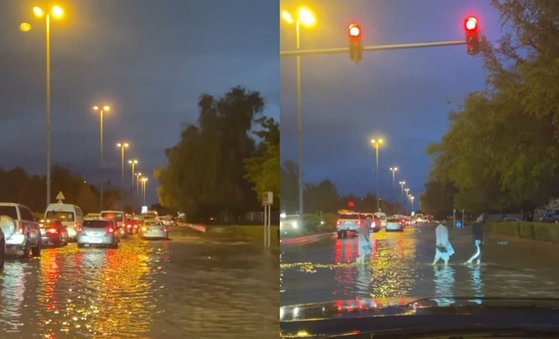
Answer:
xmin=281 ymin=297 xmax=559 ymax=337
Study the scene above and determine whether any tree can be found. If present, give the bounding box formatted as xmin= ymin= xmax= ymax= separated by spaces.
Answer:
xmin=244 ymin=116 xmax=279 ymax=205
xmin=426 ymin=1 xmax=559 ymax=214
xmin=156 ymin=86 xmax=265 ymax=222
xmin=304 ymin=179 xmax=340 ymax=214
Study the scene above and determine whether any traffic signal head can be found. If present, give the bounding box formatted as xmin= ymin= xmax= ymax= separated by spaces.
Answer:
xmin=464 ymin=16 xmax=480 ymax=55
xmin=347 ymin=23 xmax=362 ymax=62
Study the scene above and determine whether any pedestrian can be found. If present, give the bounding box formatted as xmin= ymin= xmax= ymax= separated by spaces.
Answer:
xmin=432 ymin=224 xmax=455 ymax=265
xmin=357 ymin=215 xmax=372 ymax=265
xmin=466 ymin=213 xmax=485 ymax=265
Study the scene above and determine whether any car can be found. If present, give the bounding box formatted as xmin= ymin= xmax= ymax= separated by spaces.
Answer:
xmin=100 ymin=210 xmax=127 ymax=237
xmin=139 ymin=219 xmax=169 ymax=239
xmin=0 ymin=225 xmax=4 ymax=270
xmin=0 ymin=203 xmax=42 ymax=257
xmin=280 ymin=214 xmax=300 ymax=235
xmin=85 ymin=212 xmax=101 ymax=219
xmin=374 ymin=212 xmax=387 ymax=228
xmin=385 ymin=217 xmax=405 ymax=232
xmin=336 ymin=212 xmax=363 ymax=238
xmin=539 ymin=209 xmax=559 ymax=223
xmin=503 ymin=217 xmax=522 ymax=222
xmin=45 ymin=203 xmax=84 ymax=241
xmin=77 ymin=219 xmax=119 ymax=248
xmin=124 ymin=219 xmax=140 ymax=235
xmin=39 ymin=219 xmax=69 ymax=247
xmin=361 ymin=213 xmax=381 ymax=232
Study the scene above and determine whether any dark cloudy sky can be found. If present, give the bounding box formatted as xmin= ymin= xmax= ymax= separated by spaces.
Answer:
xmin=280 ymin=0 xmax=503 ymax=209
xmin=0 ymin=0 xmax=279 ymax=205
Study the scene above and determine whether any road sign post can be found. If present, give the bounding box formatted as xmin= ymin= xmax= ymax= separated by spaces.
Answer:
xmin=262 ymin=192 xmax=273 ymax=248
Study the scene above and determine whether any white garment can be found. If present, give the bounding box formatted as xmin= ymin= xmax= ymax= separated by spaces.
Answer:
xmin=433 ymin=224 xmax=454 ymax=265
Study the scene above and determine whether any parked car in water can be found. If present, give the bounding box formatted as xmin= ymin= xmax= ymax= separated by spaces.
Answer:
xmin=336 ymin=212 xmax=363 ymax=238
xmin=44 ymin=203 xmax=84 ymax=241
xmin=77 ymin=219 xmax=119 ymax=248
xmin=539 ymin=209 xmax=559 ymax=223
xmin=361 ymin=213 xmax=381 ymax=232
xmin=139 ymin=219 xmax=169 ymax=240
xmin=39 ymin=219 xmax=69 ymax=247
xmin=124 ymin=219 xmax=140 ymax=235
xmin=100 ymin=210 xmax=127 ymax=237
xmin=374 ymin=212 xmax=387 ymax=228
xmin=0 ymin=203 xmax=42 ymax=257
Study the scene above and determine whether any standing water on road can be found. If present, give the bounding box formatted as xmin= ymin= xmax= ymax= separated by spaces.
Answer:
xmin=0 ymin=228 xmax=278 ymax=338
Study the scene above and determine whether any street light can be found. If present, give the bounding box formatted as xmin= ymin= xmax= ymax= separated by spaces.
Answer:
xmin=370 ymin=138 xmax=384 ymax=211
xmin=389 ymin=167 xmax=398 ymax=201
xmin=399 ymin=181 xmax=406 ymax=196
xmin=282 ymin=6 xmax=316 ymax=225
xmin=135 ymin=172 xmax=143 ymax=194
xmin=24 ymin=5 xmax=64 ymax=207
xmin=93 ymin=105 xmax=110 ymax=210
xmin=128 ymin=159 xmax=138 ymax=192
xmin=116 ymin=142 xmax=129 ymax=183
xmin=410 ymin=195 xmax=415 ymax=211
xmin=141 ymin=177 xmax=148 ymax=206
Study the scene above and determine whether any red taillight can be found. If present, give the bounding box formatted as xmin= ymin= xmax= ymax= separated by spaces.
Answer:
xmin=17 ymin=222 xmax=25 ymax=234
xmin=127 ymin=224 xmax=132 ymax=229
xmin=356 ymin=220 xmax=361 ymax=225
xmin=161 ymin=227 xmax=167 ymax=232
xmin=107 ymin=227 xmax=114 ymax=234
xmin=46 ymin=228 xmax=58 ymax=234
xmin=336 ymin=220 xmax=341 ymax=225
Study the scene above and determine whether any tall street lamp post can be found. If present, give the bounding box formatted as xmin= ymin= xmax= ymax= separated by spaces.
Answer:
xmin=93 ymin=105 xmax=110 ymax=210
xmin=28 ymin=5 xmax=64 ymax=207
xmin=141 ymin=177 xmax=148 ymax=206
xmin=128 ymin=159 xmax=138 ymax=192
xmin=116 ymin=142 xmax=129 ymax=183
xmin=281 ymin=6 xmax=316 ymax=227
xmin=370 ymin=138 xmax=384 ymax=211
xmin=389 ymin=167 xmax=398 ymax=202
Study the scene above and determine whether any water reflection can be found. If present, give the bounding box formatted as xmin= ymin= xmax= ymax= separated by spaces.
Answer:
xmin=0 ymin=262 xmax=26 ymax=333
xmin=433 ymin=265 xmax=455 ymax=306
xmin=466 ymin=263 xmax=484 ymax=304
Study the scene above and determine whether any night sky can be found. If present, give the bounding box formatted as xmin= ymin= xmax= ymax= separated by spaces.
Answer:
xmin=0 ymin=0 xmax=279 ymax=205
xmin=280 ymin=0 xmax=503 ymax=208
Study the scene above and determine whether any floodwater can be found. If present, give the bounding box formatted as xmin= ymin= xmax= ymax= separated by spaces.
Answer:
xmin=281 ymin=224 xmax=559 ymax=306
xmin=1 ymin=227 xmax=278 ymax=338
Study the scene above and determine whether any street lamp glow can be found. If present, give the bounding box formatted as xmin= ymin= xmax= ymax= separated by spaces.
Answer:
xmin=297 ymin=7 xmax=316 ymax=27
xmin=129 ymin=159 xmax=138 ymax=164
xmin=20 ymin=22 xmax=32 ymax=32
xmin=281 ymin=10 xmax=294 ymax=24
xmin=33 ymin=6 xmax=44 ymax=18
xmin=51 ymin=6 xmax=64 ymax=19
xmin=103 ymin=105 xmax=110 ymax=112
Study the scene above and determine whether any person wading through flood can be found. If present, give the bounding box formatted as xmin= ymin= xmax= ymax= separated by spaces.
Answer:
xmin=432 ymin=224 xmax=455 ymax=265
xmin=466 ymin=213 xmax=486 ymax=265
xmin=357 ymin=215 xmax=372 ymax=265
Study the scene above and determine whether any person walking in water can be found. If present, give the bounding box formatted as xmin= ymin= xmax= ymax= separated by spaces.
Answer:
xmin=466 ymin=213 xmax=485 ymax=265
xmin=357 ymin=215 xmax=372 ymax=265
xmin=433 ymin=224 xmax=455 ymax=265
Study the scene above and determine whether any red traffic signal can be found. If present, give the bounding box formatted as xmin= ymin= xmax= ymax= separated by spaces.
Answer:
xmin=347 ymin=23 xmax=362 ymax=62
xmin=464 ymin=16 xmax=480 ymax=55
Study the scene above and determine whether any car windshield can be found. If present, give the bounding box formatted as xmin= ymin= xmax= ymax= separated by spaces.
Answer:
xmin=338 ymin=214 xmax=359 ymax=220
xmin=279 ymin=0 xmax=559 ymax=334
xmin=46 ymin=211 xmax=75 ymax=221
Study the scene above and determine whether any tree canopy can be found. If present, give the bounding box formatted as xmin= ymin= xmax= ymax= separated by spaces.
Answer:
xmin=424 ymin=1 xmax=559 ymax=215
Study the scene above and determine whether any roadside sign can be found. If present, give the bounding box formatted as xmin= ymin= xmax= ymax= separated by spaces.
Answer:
xmin=261 ymin=191 xmax=273 ymax=206
xmin=56 ymin=191 xmax=65 ymax=203
xmin=455 ymin=220 xmax=463 ymax=229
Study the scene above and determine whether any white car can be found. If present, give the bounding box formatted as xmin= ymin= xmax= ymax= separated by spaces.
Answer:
xmin=385 ymin=218 xmax=404 ymax=232
xmin=45 ymin=203 xmax=84 ymax=241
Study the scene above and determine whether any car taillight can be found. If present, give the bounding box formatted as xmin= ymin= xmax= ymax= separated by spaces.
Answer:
xmin=336 ymin=220 xmax=341 ymax=225
xmin=46 ymin=228 xmax=58 ymax=234
xmin=356 ymin=220 xmax=361 ymax=225
xmin=127 ymin=224 xmax=132 ymax=228
xmin=161 ymin=227 xmax=167 ymax=232
xmin=142 ymin=226 xmax=147 ymax=232
xmin=106 ymin=227 xmax=114 ymax=234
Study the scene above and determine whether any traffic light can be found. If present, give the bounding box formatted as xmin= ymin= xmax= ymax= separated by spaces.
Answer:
xmin=348 ymin=23 xmax=362 ymax=62
xmin=464 ymin=16 xmax=480 ymax=55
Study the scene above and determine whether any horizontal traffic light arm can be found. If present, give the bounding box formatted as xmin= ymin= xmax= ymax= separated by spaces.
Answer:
xmin=280 ymin=39 xmax=466 ymax=57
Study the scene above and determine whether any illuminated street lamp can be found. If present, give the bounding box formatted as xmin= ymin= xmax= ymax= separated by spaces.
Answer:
xmin=399 ymin=181 xmax=406 ymax=196
xmin=389 ymin=167 xmax=398 ymax=201
xmin=370 ymin=138 xmax=384 ymax=211
xmin=22 ymin=5 xmax=64 ymax=206
xmin=93 ymin=105 xmax=111 ymax=209
xmin=410 ymin=195 xmax=415 ymax=211
xmin=281 ymin=6 xmax=316 ymax=223
xmin=116 ymin=142 xmax=129 ymax=183
xmin=128 ymin=159 xmax=138 ymax=192
xmin=135 ymin=172 xmax=143 ymax=194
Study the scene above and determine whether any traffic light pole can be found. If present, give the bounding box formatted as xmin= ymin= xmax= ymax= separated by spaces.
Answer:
xmin=280 ymin=39 xmax=466 ymax=57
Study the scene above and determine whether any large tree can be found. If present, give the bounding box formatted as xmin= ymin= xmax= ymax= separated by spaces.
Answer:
xmin=244 ymin=116 xmax=279 ymax=206
xmin=426 ymin=1 xmax=559 ymax=214
xmin=156 ymin=86 xmax=265 ymax=222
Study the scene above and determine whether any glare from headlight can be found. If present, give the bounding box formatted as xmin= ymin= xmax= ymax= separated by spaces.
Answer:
xmin=293 ymin=221 xmax=298 ymax=229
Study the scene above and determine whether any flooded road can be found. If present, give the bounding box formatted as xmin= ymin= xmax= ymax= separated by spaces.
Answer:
xmin=281 ymin=224 xmax=559 ymax=306
xmin=1 ymin=227 xmax=278 ymax=338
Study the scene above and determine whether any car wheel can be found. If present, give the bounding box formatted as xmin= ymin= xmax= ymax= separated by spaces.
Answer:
xmin=31 ymin=238 xmax=42 ymax=257
xmin=21 ymin=238 xmax=30 ymax=258
xmin=0 ymin=239 xmax=5 ymax=271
